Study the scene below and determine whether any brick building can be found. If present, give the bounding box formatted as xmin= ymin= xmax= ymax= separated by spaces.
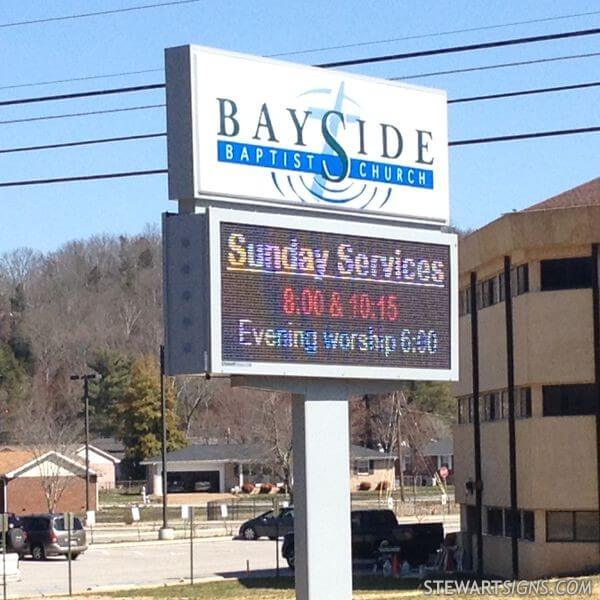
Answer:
xmin=0 ymin=448 xmax=97 ymax=514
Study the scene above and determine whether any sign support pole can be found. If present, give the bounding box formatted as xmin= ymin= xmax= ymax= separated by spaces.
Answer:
xmin=292 ymin=393 xmax=352 ymax=600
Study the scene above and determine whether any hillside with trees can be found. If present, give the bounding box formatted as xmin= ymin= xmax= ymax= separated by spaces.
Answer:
xmin=0 ymin=228 xmax=455 ymax=481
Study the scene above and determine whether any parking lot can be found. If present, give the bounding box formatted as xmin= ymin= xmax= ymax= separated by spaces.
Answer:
xmin=6 ymin=538 xmax=280 ymax=598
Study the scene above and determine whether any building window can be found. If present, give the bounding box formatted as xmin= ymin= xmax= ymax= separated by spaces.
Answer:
xmin=543 ymin=384 xmax=597 ymax=417
xmin=541 ymin=257 xmax=593 ymax=291
xmin=498 ymin=271 xmax=506 ymax=302
xmin=504 ymin=509 xmax=522 ymax=539
xmin=522 ymin=511 xmax=535 ymax=541
xmin=515 ymin=264 xmax=529 ymax=295
xmin=486 ymin=507 xmax=504 ymax=536
xmin=575 ymin=512 xmax=600 ymax=542
xmin=356 ymin=460 xmax=370 ymax=476
xmin=459 ymin=288 xmax=472 ymax=316
xmin=516 ymin=387 xmax=532 ymax=418
xmin=458 ymin=396 xmax=474 ymax=424
xmin=547 ymin=511 xmax=600 ymax=542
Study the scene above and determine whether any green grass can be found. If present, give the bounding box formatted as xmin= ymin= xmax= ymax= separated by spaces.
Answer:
xmin=61 ymin=574 xmax=599 ymax=600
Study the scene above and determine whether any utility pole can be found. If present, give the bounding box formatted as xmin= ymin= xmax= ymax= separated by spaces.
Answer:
xmin=70 ymin=373 xmax=97 ymax=514
xmin=158 ymin=345 xmax=174 ymax=539
xmin=396 ymin=391 xmax=406 ymax=503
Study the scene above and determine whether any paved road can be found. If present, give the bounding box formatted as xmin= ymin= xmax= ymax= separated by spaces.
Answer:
xmin=4 ymin=516 xmax=459 ymax=598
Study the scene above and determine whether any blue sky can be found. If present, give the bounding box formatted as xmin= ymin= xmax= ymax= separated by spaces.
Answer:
xmin=0 ymin=0 xmax=598 ymax=253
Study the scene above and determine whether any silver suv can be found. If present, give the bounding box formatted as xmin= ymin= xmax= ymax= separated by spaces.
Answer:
xmin=20 ymin=514 xmax=87 ymax=560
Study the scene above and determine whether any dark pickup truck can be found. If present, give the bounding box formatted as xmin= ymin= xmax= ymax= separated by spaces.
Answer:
xmin=281 ymin=509 xmax=443 ymax=569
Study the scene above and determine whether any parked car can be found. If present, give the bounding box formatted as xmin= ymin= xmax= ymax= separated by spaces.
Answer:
xmin=20 ymin=514 xmax=87 ymax=560
xmin=239 ymin=507 xmax=294 ymax=541
xmin=167 ymin=479 xmax=185 ymax=493
xmin=0 ymin=515 xmax=28 ymax=557
xmin=281 ymin=509 xmax=443 ymax=569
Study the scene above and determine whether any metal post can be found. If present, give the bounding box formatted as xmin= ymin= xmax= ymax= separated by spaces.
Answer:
xmin=396 ymin=392 xmax=405 ymax=503
xmin=67 ymin=513 xmax=72 ymax=596
xmin=2 ymin=514 xmax=7 ymax=600
xmin=590 ymin=244 xmax=600 ymax=562
xmin=190 ymin=506 xmax=194 ymax=585
xmin=70 ymin=374 xmax=96 ymax=517
xmin=503 ymin=256 xmax=519 ymax=579
xmin=158 ymin=345 xmax=174 ymax=540
xmin=84 ymin=378 xmax=90 ymax=513
xmin=161 ymin=345 xmax=168 ymax=528
xmin=275 ymin=519 xmax=280 ymax=577
xmin=470 ymin=271 xmax=484 ymax=578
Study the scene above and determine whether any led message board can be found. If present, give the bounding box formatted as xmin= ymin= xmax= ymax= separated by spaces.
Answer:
xmin=205 ymin=209 xmax=458 ymax=380
xmin=165 ymin=45 xmax=449 ymax=224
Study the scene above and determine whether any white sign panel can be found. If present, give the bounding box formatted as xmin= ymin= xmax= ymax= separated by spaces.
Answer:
xmin=165 ymin=45 xmax=449 ymax=224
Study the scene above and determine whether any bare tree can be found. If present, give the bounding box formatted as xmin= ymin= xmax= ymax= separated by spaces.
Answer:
xmin=10 ymin=391 xmax=84 ymax=512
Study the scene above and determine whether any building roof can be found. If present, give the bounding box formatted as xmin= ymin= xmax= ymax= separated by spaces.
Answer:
xmin=0 ymin=448 xmax=95 ymax=478
xmin=350 ymin=445 xmax=394 ymax=460
xmin=75 ymin=445 xmax=121 ymax=464
xmin=141 ymin=443 xmax=393 ymax=465
xmin=91 ymin=437 xmax=126 ymax=460
xmin=420 ymin=438 xmax=453 ymax=457
xmin=0 ymin=448 xmax=35 ymax=474
xmin=459 ymin=177 xmax=600 ymax=276
xmin=523 ymin=178 xmax=600 ymax=212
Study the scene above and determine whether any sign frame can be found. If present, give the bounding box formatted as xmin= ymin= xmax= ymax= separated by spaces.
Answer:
xmin=165 ymin=45 xmax=449 ymax=225
xmin=207 ymin=206 xmax=458 ymax=381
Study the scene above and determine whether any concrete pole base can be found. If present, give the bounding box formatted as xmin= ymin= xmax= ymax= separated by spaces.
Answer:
xmin=158 ymin=527 xmax=176 ymax=540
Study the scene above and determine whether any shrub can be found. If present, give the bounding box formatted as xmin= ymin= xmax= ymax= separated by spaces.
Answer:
xmin=241 ymin=482 xmax=255 ymax=494
xmin=376 ymin=480 xmax=389 ymax=491
xmin=260 ymin=483 xmax=274 ymax=494
xmin=358 ymin=481 xmax=372 ymax=491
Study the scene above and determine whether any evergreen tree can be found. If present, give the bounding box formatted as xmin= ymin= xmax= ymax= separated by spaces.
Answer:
xmin=88 ymin=350 xmax=133 ymax=436
xmin=117 ymin=355 xmax=186 ymax=467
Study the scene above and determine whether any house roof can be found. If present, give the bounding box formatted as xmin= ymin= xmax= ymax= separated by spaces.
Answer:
xmin=141 ymin=443 xmax=394 ymax=465
xmin=75 ymin=445 xmax=121 ymax=464
xmin=0 ymin=448 xmax=35 ymax=474
xmin=420 ymin=438 xmax=453 ymax=457
xmin=523 ymin=177 xmax=600 ymax=212
xmin=141 ymin=444 xmax=270 ymax=465
xmin=91 ymin=437 xmax=126 ymax=459
xmin=0 ymin=448 xmax=95 ymax=478
xmin=350 ymin=445 xmax=394 ymax=460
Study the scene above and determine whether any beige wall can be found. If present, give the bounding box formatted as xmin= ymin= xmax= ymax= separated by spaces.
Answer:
xmin=482 ymin=535 xmax=513 ymax=578
xmin=516 ymin=417 xmax=598 ymax=510
xmin=453 ymin=424 xmax=475 ymax=505
xmin=91 ymin=462 xmax=116 ymax=490
xmin=349 ymin=463 xmax=394 ymax=492
xmin=513 ymin=290 xmax=594 ymax=386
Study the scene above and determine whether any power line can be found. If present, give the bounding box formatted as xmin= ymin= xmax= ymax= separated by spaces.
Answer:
xmin=1 ymin=76 xmax=597 ymax=127
xmin=0 ymin=127 xmax=597 ymax=188
xmin=0 ymin=9 xmax=598 ymax=90
xmin=0 ymin=104 xmax=164 ymax=125
xmin=0 ymin=169 xmax=168 ymax=188
xmin=0 ymin=133 xmax=166 ymax=155
xmin=449 ymin=81 xmax=600 ymax=105
xmin=2 ymin=29 xmax=600 ymax=107
xmin=0 ymin=83 xmax=164 ymax=107
xmin=392 ymin=51 xmax=600 ymax=80
xmin=0 ymin=69 xmax=164 ymax=92
xmin=317 ymin=27 xmax=600 ymax=68
xmin=449 ymin=126 xmax=600 ymax=146
xmin=271 ymin=10 xmax=600 ymax=57
xmin=0 ymin=0 xmax=202 ymax=29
